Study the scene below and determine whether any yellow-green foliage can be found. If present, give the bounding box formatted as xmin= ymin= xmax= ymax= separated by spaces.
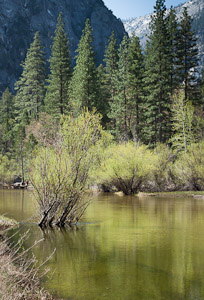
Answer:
xmin=0 ymin=154 xmax=17 ymax=184
xmin=153 ymin=144 xmax=175 ymax=191
xmin=60 ymin=109 xmax=112 ymax=164
xmin=31 ymin=146 xmax=73 ymax=205
xmin=30 ymin=110 xmax=111 ymax=226
xmin=174 ymin=142 xmax=204 ymax=190
xmin=95 ymin=142 xmax=157 ymax=194
xmin=171 ymin=89 xmax=194 ymax=153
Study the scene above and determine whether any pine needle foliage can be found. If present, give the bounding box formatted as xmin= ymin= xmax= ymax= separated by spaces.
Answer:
xmin=0 ymin=88 xmax=15 ymax=154
xmin=166 ymin=7 xmax=179 ymax=95
xmin=69 ymin=19 xmax=98 ymax=115
xmin=177 ymin=7 xmax=198 ymax=101
xmin=45 ymin=13 xmax=72 ymax=117
xmin=143 ymin=0 xmax=171 ymax=145
xmin=127 ymin=34 xmax=144 ymax=141
xmin=108 ymin=35 xmax=130 ymax=141
xmin=104 ymin=31 xmax=119 ymax=104
xmin=15 ymin=32 xmax=46 ymax=122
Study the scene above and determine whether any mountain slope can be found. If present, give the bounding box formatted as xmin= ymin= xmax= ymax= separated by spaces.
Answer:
xmin=123 ymin=0 xmax=204 ymax=66
xmin=0 ymin=0 xmax=126 ymax=93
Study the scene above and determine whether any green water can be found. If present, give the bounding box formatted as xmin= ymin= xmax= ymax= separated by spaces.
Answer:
xmin=1 ymin=189 xmax=204 ymax=300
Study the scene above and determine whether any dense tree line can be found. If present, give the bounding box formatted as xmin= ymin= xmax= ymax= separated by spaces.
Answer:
xmin=0 ymin=0 xmax=203 ymax=184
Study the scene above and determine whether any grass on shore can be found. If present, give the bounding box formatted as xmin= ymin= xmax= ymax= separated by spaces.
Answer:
xmin=148 ymin=191 xmax=204 ymax=197
xmin=138 ymin=191 xmax=204 ymax=198
xmin=0 ymin=215 xmax=59 ymax=300
xmin=0 ymin=215 xmax=18 ymax=232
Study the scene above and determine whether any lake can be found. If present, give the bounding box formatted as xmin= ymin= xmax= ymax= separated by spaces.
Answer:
xmin=0 ymin=189 xmax=204 ymax=300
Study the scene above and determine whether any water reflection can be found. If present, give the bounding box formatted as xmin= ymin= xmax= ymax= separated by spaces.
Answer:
xmin=0 ymin=189 xmax=35 ymax=221
xmin=1 ymin=191 xmax=204 ymax=299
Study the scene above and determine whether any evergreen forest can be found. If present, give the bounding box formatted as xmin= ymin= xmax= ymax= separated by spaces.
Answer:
xmin=1 ymin=0 xmax=204 ymax=204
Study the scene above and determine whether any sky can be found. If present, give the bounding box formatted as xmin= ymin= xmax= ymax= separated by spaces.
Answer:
xmin=103 ymin=0 xmax=186 ymax=19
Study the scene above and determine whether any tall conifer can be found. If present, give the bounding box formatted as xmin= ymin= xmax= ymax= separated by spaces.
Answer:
xmin=109 ymin=35 xmax=130 ymax=141
xmin=0 ymin=88 xmax=14 ymax=154
xmin=45 ymin=13 xmax=72 ymax=117
xmin=177 ymin=7 xmax=198 ymax=101
xmin=127 ymin=34 xmax=144 ymax=141
xmin=166 ymin=7 xmax=179 ymax=95
xmin=104 ymin=32 xmax=119 ymax=104
xmin=143 ymin=0 xmax=171 ymax=145
xmin=69 ymin=19 xmax=98 ymax=114
xmin=198 ymin=68 xmax=204 ymax=108
xmin=96 ymin=64 xmax=110 ymax=124
xmin=15 ymin=32 xmax=46 ymax=122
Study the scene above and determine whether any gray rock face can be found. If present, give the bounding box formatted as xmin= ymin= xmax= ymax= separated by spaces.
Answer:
xmin=0 ymin=0 xmax=126 ymax=92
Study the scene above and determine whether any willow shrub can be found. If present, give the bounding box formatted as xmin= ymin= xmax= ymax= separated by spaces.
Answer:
xmin=30 ymin=110 xmax=111 ymax=227
xmin=153 ymin=144 xmax=175 ymax=191
xmin=95 ymin=142 xmax=157 ymax=195
xmin=174 ymin=142 xmax=204 ymax=191
xmin=0 ymin=154 xmax=17 ymax=185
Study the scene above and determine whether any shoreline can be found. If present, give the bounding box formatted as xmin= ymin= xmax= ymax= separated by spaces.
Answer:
xmin=137 ymin=191 xmax=204 ymax=199
xmin=0 ymin=215 xmax=18 ymax=233
xmin=0 ymin=215 xmax=60 ymax=300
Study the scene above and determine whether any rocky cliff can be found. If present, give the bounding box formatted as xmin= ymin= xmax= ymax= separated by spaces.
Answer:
xmin=0 ymin=0 xmax=126 ymax=92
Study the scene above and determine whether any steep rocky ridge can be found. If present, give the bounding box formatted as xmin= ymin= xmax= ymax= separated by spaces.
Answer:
xmin=123 ymin=0 xmax=204 ymax=67
xmin=0 ymin=0 xmax=126 ymax=93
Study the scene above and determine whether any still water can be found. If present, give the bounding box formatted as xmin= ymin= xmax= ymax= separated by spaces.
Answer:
xmin=1 ymin=189 xmax=204 ymax=300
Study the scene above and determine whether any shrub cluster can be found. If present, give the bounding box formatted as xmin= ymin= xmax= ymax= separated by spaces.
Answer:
xmin=92 ymin=142 xmax=204 ymax=194
xmin=0 ymin=154 xmax=18 ymax=186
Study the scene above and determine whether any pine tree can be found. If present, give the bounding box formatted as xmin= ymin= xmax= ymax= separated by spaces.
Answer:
xmin=0 ymin=88 xmax=15 ymax=154
xmin=177 ymin=7 xmax=198 ymax=101
xmin=107 ymin=34 xmax=144 ymax=141
xmin=198 ymin=68 xmax=204 ymax=109
xmin=45 ymin=13 xmax=72 ymax=117
xmin=96 ymin=64 xmax=110 ymax=124
xmin=109 ymin=35 xmax=130 ymax=141
xmin=15 ymin=32 xmax=46 ymax=122
xmin=166 ymin=7 xmax=179 ymax=95
xmin=127 ymin=34 xmax=144 ymax=141
xmin=143 ymin=0 xmax=171 ymax=145
xmin=69 ymin=19 xmax=98 ymax=114
xmin=104 ymin=32 xmax=119 ymax=104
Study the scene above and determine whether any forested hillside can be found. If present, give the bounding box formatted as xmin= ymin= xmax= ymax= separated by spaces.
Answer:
xmin=1 ymin=0 xmax=204 ymax=197
xmin=0 ymin=0 xmax=125 ymax=93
